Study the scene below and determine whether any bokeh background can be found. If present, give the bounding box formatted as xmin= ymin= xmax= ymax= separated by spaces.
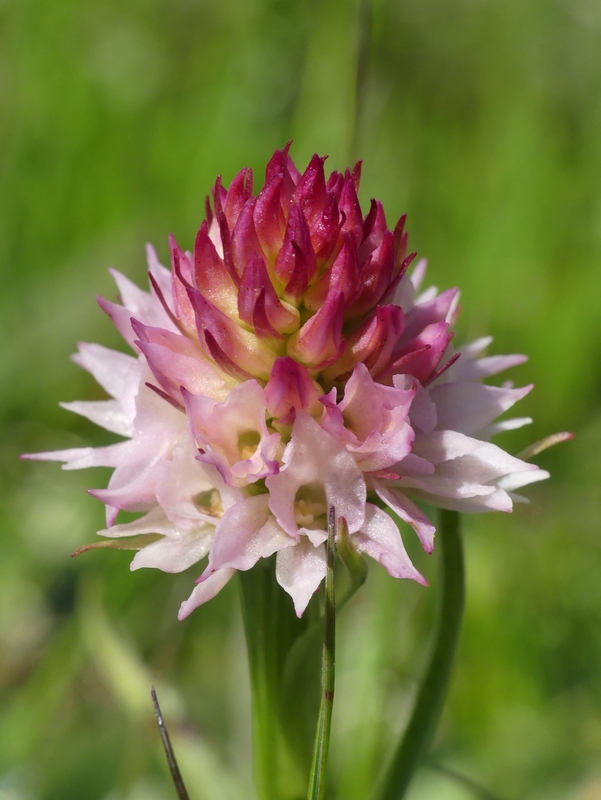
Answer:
xmin=2 ymin=0 xmax=601 ymax=798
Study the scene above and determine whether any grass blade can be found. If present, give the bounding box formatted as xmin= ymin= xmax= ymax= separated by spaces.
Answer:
xmin=151 ymin=686 xmax=190 ymax=800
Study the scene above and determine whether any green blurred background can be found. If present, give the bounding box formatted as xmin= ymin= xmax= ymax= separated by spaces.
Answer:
xmin=2 ymin=0 xmax=600 ymax=797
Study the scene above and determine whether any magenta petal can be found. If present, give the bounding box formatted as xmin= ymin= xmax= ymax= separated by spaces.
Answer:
xmin=305 ymin=232 xmax=360 ymax=311
xmin=385 ymin=321 xmax=453 ymax=384
xmin=274 ymin=202 xmax=316 ymax=299
xmin=223 ymin=167 xmax=254 ymax=231
xmin=325 ymin=304 xmax=404 ymax=382
xmin=265 ymin=142 xmax=301 ymax=185
xmin=346 ymin=231 xmax=395 ymax=319
xmin=265 ymin=356 xmax=322 ymax=423
xmin=403 ymin=287 xmax=459 ymax=339
xmin=339 ymin=170 xmax=364 ymax=246
xmin=238 ymin=250 xmax=298 ymax=336
xmin=187 ymin=288 xmax=277 ymax=380
xmin=287 ymin=289 xmax=345 ymax=369
xmin=193 ymin=221 xmax=238 ymax=310
xmin=254 ymin=172 xmax=286 ymax=258
xmin=292 ymin=154 xmax=328 ymax=226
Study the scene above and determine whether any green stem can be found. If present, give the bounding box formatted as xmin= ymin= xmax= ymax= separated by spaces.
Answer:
xmin=239 ymin=565 xmax=282 ymax=800
xmin=239 ymin=561 xmax=307 ymax=800
xmin=376 ymin=509 xmax=465 ymax=800
xmin=307 ymin=507 xmax=337 ymax=800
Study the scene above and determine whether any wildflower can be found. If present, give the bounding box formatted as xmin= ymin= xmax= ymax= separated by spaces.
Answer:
xmin=26 ymin=145 xmax=549 ymax=618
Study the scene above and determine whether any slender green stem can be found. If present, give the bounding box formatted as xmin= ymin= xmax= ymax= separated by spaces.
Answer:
xmin=376 ymin=509 xmax=465 ymax=800
xmin=151 ymin=686 xmax=190 ymax=800
xmin=307 ymin=507 xmax=337 ymax=800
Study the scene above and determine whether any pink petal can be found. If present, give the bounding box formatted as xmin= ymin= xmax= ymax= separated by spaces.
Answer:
xmin=133 ymin=322 xmax=230 ymax=403
xmin=373 ymin=481 xmax=436 ymax=553
xmin=353 ymin=503 xmax=426 ymax=584
xmin=184 ymin=381 xmax=281 ymax=486
xmin=265 ymin=357 xmax=322 ymax=424
xmin=286 ymin=289 xmax=345 ymax=369
xmin=402 ymin=287 xmax=459 ymax=340
xmin=266 ymin=411 xmax=366 ymax=537
xmin=206 ymin=494 xmax=293 ymax=573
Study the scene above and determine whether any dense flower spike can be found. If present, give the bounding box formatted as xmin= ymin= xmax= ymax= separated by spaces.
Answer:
xmin=27 ymin=146 xmax=551 ymax=618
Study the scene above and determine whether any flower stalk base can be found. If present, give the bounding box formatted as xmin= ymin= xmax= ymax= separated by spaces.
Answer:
xmin=377 ymin=509 xmax=465 ymax=800
xmin=239 ymin=561 xmax=310 ymax=800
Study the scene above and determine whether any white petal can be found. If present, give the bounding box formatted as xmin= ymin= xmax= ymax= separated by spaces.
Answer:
xmin=480 ymin=417 xmax=532 ymax=438
xmin=496 ymin=468 xmax=550 ymax=492
xmin=178 ymin=568 xmax=236 ymax=619
xmin=130 ymin=528 xmax=212 ymax=573
xmin=146 ymin=243 xmax=172 ymax=295
xmin=412 ymin=430 xmax=483 ymax=464
xmin=410 ymin=486 xmax=514 ymax=514
xmin=72 ymin=342 xmax=139 ymax=401
xmin=24 ymin=441 xmax=134 ymax=470
xmin=60 ymin=400 xmax=133 ymax=437
xmin=457 ymin=354 xmax=528 ymax=381
xmin=430 ymin=382 xmax=532 ymax=436
xmin=276 ymin=540 xmax=327 ymax=617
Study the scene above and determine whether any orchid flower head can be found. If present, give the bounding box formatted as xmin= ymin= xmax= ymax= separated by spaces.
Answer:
xmin=25 ymin=145 xmax=556 ymax=618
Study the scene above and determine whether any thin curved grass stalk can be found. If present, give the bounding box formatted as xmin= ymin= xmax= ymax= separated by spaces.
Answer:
xmin=306 ymin=506 xmax=337 ymax=800
xmin=430 ymin=763 xmax=507 ymax=800
xmin=151 ymin=686 xmax=190 ymax=800
xmin=376 ymin=509 xmax=465 ymax=800
xmin=350 ymin=0 xmax=374 ymax=161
